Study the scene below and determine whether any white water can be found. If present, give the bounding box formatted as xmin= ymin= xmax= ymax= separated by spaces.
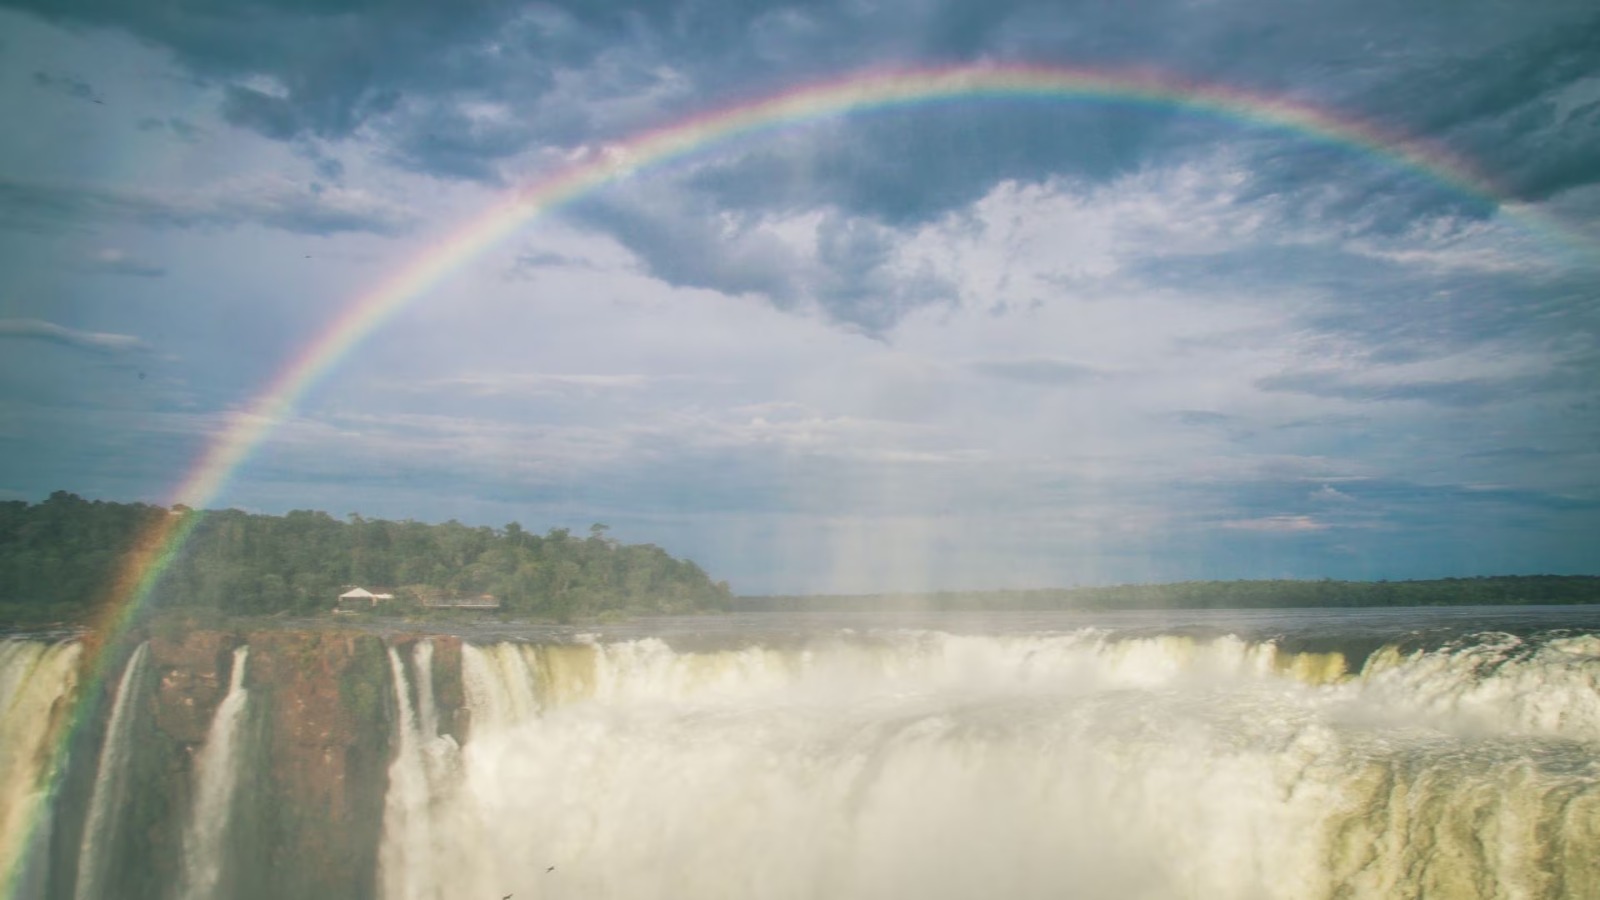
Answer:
xmin=379 ymin=642 xmax=463 ymax=900
xmin=374 ymin=631 xmax=1600 ymax=900
xmin=177 ymin=645 xmax=250 ymax=900
xmin=73 ymin=642 xmax=149 ymax=900
xmin=0 ymin=640 xmax=82 ymax=893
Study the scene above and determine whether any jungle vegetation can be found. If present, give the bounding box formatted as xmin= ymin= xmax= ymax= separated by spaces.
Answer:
xmin=0 ymin=492 xmax=731 ymax=624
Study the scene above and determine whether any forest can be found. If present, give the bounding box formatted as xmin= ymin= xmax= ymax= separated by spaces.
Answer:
xmin=0 ymin=492 xmax=731 ymax=623
xmin=4 ymin=492 xmax=1596 ymax=626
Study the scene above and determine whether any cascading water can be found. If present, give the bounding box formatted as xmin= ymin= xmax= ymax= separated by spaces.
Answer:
xmin=8 ymin=610 xmax=1599 ymax=899
xmin=378 ymin=641 xmax=463 ymax=900
xmin=385 ymin=628 xmax=1600 ymax=900
xmin=0 ymin=640 xmax=82 ymax=895
xmin=460 ymin=642 xmax=541 ymax=735
xmin=177 ymin=645 xmax=251 ymax=900
xmin=72 ymin=642 xmax=149 ymax=900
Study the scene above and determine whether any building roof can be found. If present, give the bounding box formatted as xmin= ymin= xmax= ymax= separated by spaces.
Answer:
xmin=339 ymin=587 xmax=375 ymax=599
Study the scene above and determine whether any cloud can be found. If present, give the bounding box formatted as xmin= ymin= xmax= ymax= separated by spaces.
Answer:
xmin=81 ymin=248 xmax=165 ymax=277
xmin=1219 ymin=515 xmax=1330 ymax=533
xmin=136 ymin=116 xmax=201 ymax=142
xmin=1257 ymin=369 xmax=1532 ymax=408
xmin=971 ymin=358 xmax=1103 ymax=386
xmin=31 ymin=70 xmax=99 ymax=103
xmin=572 ymin=189 xmax=956 ymax=332
xmin=412 ymin=372 xmax=656 ymax=397
xmin=0 ymin=318 xmax=145 ymax=354
xmin=8 ymin=0 xmax=518 ymax=137
xmin=3 ymin=0 xmax=1599 ymax=590
xmin=9 ymin=0 xmax=1599 ymax=235
xmin=0 ymin=175 xmax=416 ymax=235
xmin=1309 ymin=484 xmax=1356 ymax=504
xmin=1172 ymin=410 xmax=1234 ymax=427
xmin=510 ymin=250 xmax=606 ymax=274
xmin=1348 ymin=13 xmax=1600 ymax=203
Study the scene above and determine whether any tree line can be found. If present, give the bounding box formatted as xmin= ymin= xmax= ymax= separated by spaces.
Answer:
xmin=740 ymin=575 xmax=1600 ymax=612
xmin=0 ymin=492 xmax=731 ymax=623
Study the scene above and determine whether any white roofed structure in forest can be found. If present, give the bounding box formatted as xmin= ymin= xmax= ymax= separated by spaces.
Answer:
xmin=336 ymin=587 xmax=394 ymax=609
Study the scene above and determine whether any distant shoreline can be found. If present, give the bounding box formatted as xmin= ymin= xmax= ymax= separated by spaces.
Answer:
xmin=6 ymin=575 xmax=1598 ymax=631
xmin=737 ymin=575 xmax=1600 ymax=612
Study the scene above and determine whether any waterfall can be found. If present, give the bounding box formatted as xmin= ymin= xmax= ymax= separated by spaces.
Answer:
xmin=378 ymin=641 xmax=461 ymax=900
xmin=0 ymin=640 xmax=82 ymax=894
xmin=73 ymin=642 xmax=149 ymax=900
xmin=460 ymin=643 xmax=540 ymax=736
xmin=11 ymin=620 xmax=1597 ymax=899
xmin=402 ymin=630 xmax=1600 ymax=899
xmin=177 ymin=645 xmax=250 ymax=900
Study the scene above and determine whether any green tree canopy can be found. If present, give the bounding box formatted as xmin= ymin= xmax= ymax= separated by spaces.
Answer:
xmin=0 ymin=493 xmax=732 ymax=623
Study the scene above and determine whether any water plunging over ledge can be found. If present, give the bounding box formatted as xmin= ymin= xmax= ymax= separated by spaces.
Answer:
xmin=2 ymin=607 xmax=1597 ymax=899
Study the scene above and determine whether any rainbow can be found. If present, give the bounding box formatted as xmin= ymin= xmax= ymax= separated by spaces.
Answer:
xmin=4 ymin=62 xmax=1588 ymax=896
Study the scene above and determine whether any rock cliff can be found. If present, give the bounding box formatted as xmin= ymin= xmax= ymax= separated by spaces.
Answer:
xmin=44 ymin=627 xmax=467 ymax=900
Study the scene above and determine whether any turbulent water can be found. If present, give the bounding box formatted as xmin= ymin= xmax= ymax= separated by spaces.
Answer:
xmin=0 ymin=640 xmax=80 ymax=898
xmin=3 ymin=607 xmax=1600 ymax=899
xmin=380 ymin=641 xmax=464 ymax=900
xmin=408 ymin=618 xmax=1600 ymax=900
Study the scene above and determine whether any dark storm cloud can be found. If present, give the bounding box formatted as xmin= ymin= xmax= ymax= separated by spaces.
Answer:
xmin=0 ymin=0 xmax=1592 ymax=335
xmin=810 ymin=213 xmax=958 ymax=331
xmin=31 ymin=70 xmax=100 ymax=103
xmin=10 ymin=0 xmax=1597 ymax=222
xmin=685 ymin=102 xmax=1169 ymax=226
xmin=383 ymin=102 xmax=542 ymax=183
xmin=571 ymin=188 xmax=956 ymax=332
xmin=6 ymin=0 xmax=523 ymax=138
xmin=574 ymin=190 xmax=802 ymax=301
xmin=1348 ymin=13 xmax=1600 ymax=202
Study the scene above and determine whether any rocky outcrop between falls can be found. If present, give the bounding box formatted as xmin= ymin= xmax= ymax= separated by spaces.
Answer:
xmin=66 ymin=627 xmax=469 ymax=900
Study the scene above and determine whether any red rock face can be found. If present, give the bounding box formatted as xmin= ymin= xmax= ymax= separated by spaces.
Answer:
xmin=149 ymin=630 xmax=236 ymax=745
xmin=410 ymin=634 xmax=467 ymax=741
xmin=123 ymin=628 xmax=469 ymax=900
xmin=240 ymin=630 xmax=390 ymax=898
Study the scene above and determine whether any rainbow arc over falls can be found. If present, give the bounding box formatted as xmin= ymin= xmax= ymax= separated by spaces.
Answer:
xmin=6 ymin=62 xmax=1593 ymax=897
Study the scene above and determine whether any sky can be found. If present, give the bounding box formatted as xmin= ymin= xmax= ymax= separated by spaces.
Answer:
xmin=0 ymin=0 xmax=1597 ymax=594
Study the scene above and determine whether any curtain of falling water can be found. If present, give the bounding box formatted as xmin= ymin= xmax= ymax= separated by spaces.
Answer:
xmin=178 ymin=645 xmax=251 ymax=900
xmin=0 ymin=640 xmax=82 ymax=897
xmin=379 ymin=642 xmax=462 ymax=900
xmin=72 ymin=642 xmax=149 ymax=900
xmin=367 ymin=632 xmax=1600 ymax=900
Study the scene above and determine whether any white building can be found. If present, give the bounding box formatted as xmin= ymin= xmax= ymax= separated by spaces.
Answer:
xmin=336 ymin=587 xmax=395 ymax=609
